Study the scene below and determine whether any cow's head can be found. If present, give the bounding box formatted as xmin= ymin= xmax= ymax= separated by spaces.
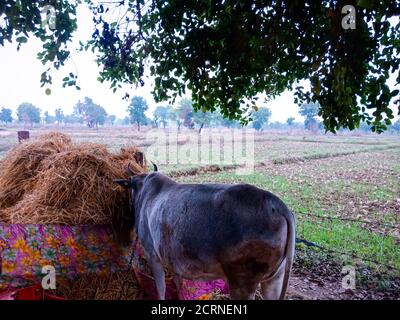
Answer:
xmin=112 ymin=162 xmax=158 ymax=244
xmin=114 ymin=161 xmax=157 ymax=189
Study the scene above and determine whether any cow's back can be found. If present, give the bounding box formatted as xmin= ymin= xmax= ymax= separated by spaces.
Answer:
xmin=155 ymin=182 xmax=289 ymax=280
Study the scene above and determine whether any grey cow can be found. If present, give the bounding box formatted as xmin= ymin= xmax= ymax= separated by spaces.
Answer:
xmin=114 ymin=164 xmax=295 ymax=300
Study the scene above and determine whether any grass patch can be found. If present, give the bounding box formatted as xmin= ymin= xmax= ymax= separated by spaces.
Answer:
xmin=176 ymin=170 xmax=295 ymax=196
xmin=349 ymin=183 xmax=397 ymax=201
xmin=298 ymin=218 xmax=400 ymax=271
xmin=179 ymin=170 xmax=400 ymax=279
xmin=321 ymin=180 xmax=398 ymax=202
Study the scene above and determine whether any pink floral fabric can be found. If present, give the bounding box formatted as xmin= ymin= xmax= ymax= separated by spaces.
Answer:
xmin=131 ymin=239 xmax=229 ymax=300
xmin=0 ymin=224 xmax=228 ymax=299
xmin=0 ymin=224 xmax=128 ymax=289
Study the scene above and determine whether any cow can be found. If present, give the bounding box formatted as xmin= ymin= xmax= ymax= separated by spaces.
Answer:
xmin=113 ymin=163 xmax=295 ymax=300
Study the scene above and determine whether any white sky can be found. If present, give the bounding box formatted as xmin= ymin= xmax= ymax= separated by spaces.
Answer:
xmin=0 ymin=6 xmax=397 ymax=123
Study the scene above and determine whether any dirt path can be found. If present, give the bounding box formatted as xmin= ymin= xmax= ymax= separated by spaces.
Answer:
xmin=286 ymin=272 xmax=366 ymax=300
xmin=287 ymin=275 xmax=341 ymax=300
xmin=286 ymin=273 xmax=398 ymax=300
xmin=285 ymin=252 xmax=400 ymax=300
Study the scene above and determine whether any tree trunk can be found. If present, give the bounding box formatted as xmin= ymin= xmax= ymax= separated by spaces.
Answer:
xmin=198 ymin=122 xmax=204 ymax=134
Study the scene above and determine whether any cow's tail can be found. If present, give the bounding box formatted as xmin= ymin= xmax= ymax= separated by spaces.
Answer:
xmin=279 ymin=209 xmax=296 ymax=300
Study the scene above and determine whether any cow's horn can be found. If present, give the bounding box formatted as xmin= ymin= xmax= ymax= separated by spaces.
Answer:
xmin=151 ymin=161 xmax=158 ymax=172
xmin=127 ymin=163 xmax=135 ymax=175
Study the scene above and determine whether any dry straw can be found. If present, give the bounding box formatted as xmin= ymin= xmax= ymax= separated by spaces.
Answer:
xmin=52 ymin=272 xmax=142 ymax=300
xmin=0 ymin=132 xmax=147 ymax=299
xmin=0 ymin=132 xmax=146 ymax=225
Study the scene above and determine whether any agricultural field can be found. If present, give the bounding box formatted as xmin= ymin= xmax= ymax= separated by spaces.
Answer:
xmin=0 ymin=125 xmax=399 ymax=299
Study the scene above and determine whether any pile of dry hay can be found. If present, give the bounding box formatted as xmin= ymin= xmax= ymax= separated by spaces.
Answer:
xmin=51 ymin=272 xmax=142 ymax=300
xmin=0 ymin=132 xmax=147 ymax=299
xmin=0 ymin=131 xmax=146 ymax=225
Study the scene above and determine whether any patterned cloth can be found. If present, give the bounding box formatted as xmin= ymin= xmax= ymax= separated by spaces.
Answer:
xmin=131 ymin=239 xmax=228 ymax=299
xmin=0 ymin=224 xmax=228 ymax=299
xmin=0 ymin=224 xmax=128 ymax=289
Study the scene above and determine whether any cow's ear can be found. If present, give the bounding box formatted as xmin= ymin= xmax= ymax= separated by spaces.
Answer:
xmin=113 ymin=179 xmax=132 ymax=188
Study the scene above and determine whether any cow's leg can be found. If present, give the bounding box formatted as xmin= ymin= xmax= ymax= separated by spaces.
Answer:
xmin=148 ymin=257 xmax=166 ymax=300
xmin=260 ymin=258 xmax=286 ymax=300
xmin=173 ymin=274 xmax=183 ymax=300
xmin=228 ymin=276 xmax=260 ymax=300
xmin=223 ymin=260 xmax=265 ymax=300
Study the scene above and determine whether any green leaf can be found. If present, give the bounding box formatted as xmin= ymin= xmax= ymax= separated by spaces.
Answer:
xmin=390 ymin=90 xmax=399 ymax=97
xmin=357 ymin=0 xmax=374 ymax=9
xmin=16 ymin=36 xmax=28 ymax=43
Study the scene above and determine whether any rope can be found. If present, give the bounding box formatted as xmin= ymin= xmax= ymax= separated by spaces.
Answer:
xmin=295 ymin=211 xmax=399 ymax=230
xmin=116 ymin=239 xmax=137 ymax=300
xmin=295 ymin=237 xmax=400 ymax=272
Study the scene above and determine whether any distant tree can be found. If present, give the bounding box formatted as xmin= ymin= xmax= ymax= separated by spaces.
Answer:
xmin=391 ymin=120 xmax=400 ymax=132
xmin=44 ymin=111 xmax=56 ymax=124
xmin=153 ymin=106 xmax=169 ymax=128
xmin=269 ymin=121 xmax=296 ymax=129
xmin=55 ymin=108 xmax=64 ymax=124
xmin=357 ymin=121 xmax=371 ymax=132
xmin=145 ymin=116 xmax=152 ymax=127
xmin=74 ymin=97 xmax=107 ymax=129
xmin=214 ymin=111 xmax=241 ymax=128
xmin=123 ymin=116 xmax=130 ymax=125
xmin=221 ymin=118 xmax=240 ymax=128
xmin=127 ymin=96 xmax=148 ymax=131
xmin=72 ymin=102 xmax=84 ymax=121
xmin=167 ymin=107 xmax=181 ymax=130
xmin=107 ymin=115 xmax=116 ymax=125
xmin=163 ymin=105 xmax=175 ymax=128
xmin=114 ymin=118 xmax=126 ymax=125
xmin=17 ymin=103 xmax=41 ymax=126
xmin=252 ymin=107 xmax=272 ymax=131
xmin=44 ymin=111 xmax=50 ymax=123
xmin=306 ymin=118 xmax=318 ymax=132
xmin=193 ymin=110 xmax=213 ymax=133
xmin=152 ymin=108 xmax=159 ymax=127
xmin=64 ymin=114 xmax=83 ymax=124
xmin=0 ymin=108 xmax=13 ymax=124
xmin=176 ymin=98 xmax=194 ymax=129
xmin=299 ymin=102 xmax=320 ymax=131
xmin=286 ymin=117 xmax=295 ymax=126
